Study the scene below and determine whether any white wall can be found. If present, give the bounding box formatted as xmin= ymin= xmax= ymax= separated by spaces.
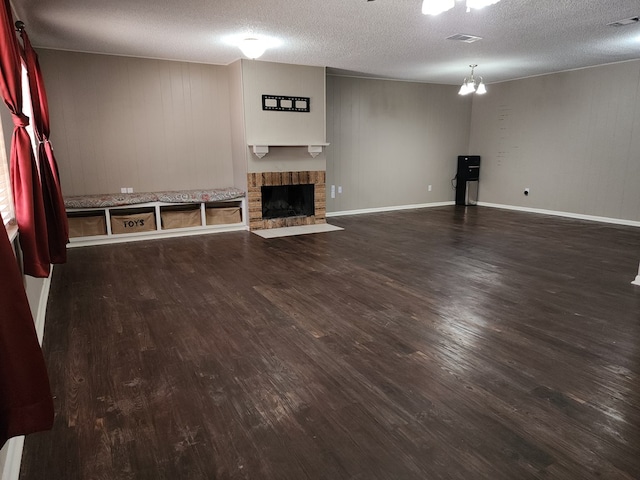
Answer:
xmin=326 ymin=75 xmax=472 ymax=212
xmin=469 ymin=60 xmax=640 ymax=222
xmin=38 ymin=50 xmax=235 ymax=196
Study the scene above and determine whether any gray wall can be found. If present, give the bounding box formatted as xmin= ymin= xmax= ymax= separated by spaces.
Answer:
xmin=242 ymin=60 xmax=327 ymax=174
xmin=39 ymin=50 xmax=235 ymax=196
xmin=36 ymin=50 xmax=640 ymax=222
xmin=243 ymin=61 xmax=326 ymax=146
xmin=326 ymin=75 xmax=472 ymax=212
xmin=469 ymin=60 xmax=640 ymax=222
xmin=228 ymin=60 xmax=248 ymax=193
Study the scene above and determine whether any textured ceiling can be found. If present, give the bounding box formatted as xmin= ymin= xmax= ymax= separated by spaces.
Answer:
xmin=10 ymin=0 xmax=640 ymax=85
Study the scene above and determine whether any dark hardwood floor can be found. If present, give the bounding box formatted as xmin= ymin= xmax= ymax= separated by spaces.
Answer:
xmin=19 ymin=206 xmax=640 ymax=479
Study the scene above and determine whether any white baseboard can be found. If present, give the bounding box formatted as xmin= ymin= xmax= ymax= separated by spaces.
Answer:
xmin=327 ymin=200 xmax=640 ymax=227
xmin=478 ymin=203 xmax=640 ymax=286
xmin=67 ymin=224 xmax=248 ymax=248
xmin=1 ymin=436 xmax=25 ymax=480
xmin=34 ymin=269 xmax=53 ymax=346
xmin=326 ymin=201 xmax=455 ymax=218
xmin=632 ymin=263 xmax=640 ymax=286
xmin=327 ymin=201 xmax=640 ymax=286
xmin=477 ymin=202 xmax=640 ymax=228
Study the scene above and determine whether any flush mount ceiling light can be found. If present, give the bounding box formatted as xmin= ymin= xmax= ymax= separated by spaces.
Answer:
xmin=239 ymin=38 xmax=267 ymax=59
xmin=458 ymin=64 xmax=486 ymax=95
xmin=422 ymin=0 xmax=501 ymax=15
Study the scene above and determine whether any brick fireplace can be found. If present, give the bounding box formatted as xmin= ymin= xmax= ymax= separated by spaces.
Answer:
xmin=247 ymin=171 xmax=326 ymax=230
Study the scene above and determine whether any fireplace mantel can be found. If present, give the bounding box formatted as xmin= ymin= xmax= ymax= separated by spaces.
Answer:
xmin=250 ymin=143 xmax=330 ymax=159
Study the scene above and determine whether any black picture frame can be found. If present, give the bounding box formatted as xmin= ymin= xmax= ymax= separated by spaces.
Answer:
xmin=262 ymin=95 xmax=310 ymax=112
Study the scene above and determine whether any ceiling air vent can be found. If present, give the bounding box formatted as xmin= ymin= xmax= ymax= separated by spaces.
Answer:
xmin=446 ymin=33 xmax=483 ymax=43
xmin=607 ymin=16 xmax=639 ymax=27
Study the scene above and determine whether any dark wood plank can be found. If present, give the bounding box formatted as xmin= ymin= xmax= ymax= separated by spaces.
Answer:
xmin=19 ymin=206 xmax=640 ymax=479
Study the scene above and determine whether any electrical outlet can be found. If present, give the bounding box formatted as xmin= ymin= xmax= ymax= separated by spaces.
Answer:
xmin=120 ymin=187 xmax=127 ymax=193
xmin=331 ymin=185 xmax=336 ymax=199
xmin=428 ymin=184 xmax=432 ymax=192
xmin=127 ymin=187 xmax=134 ymax=193
xmin=338 ymin=186 xmax=343 ymax=194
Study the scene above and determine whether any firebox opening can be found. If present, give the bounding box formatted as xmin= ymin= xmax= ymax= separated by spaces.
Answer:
xmin=261 ymin=184 xmax=315 ymax=220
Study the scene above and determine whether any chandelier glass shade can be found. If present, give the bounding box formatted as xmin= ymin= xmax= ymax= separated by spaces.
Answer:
xmin=458 ymin=65 xmax=486 ymax=95
xmin=422 ymin=0 xmax=501 ymax=15
xmin=421 ymin=0 xmax=455 ymax=15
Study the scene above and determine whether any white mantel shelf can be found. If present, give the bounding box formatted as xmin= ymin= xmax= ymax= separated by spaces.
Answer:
xmin=250 ymin=143 xmax=330 ymax=159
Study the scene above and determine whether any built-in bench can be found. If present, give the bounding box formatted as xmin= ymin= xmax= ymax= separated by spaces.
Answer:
xmin=65 ymin=187 xmax=247 ymax=246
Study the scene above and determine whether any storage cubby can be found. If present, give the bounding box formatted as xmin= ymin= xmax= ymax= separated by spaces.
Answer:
xmin=205 ymin=201 xmax=243 ymax=226
xmin=110 ymin=207 xmax=156 ymax=234
xmin=160 ymin=204 xmax=202 ymax=230
xmin=66 ymin=197 xmax=246 ymax=247
xmin=67 ymin=211 xmax=107 ymax=238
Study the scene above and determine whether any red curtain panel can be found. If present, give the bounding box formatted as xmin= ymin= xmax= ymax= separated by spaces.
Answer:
xmin=0 ymin=0 xmax=50 ymax=277
xmin=0 ymin=222 xmax=54 ymax=448
xmin=20 ymin=28 xmax=69 ymax=264
xmin=0 ymin=0 xmax=54 ymax=446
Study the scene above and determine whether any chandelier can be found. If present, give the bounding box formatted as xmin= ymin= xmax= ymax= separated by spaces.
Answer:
xmin=458 ymin=65 xmax=486 ymax=95
xmin=422 ymin=0 xmax=501 ymax=15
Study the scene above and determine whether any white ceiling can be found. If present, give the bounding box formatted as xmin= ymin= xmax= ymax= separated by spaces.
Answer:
xmin=11 ymin=0 xmax=640 ymax=85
